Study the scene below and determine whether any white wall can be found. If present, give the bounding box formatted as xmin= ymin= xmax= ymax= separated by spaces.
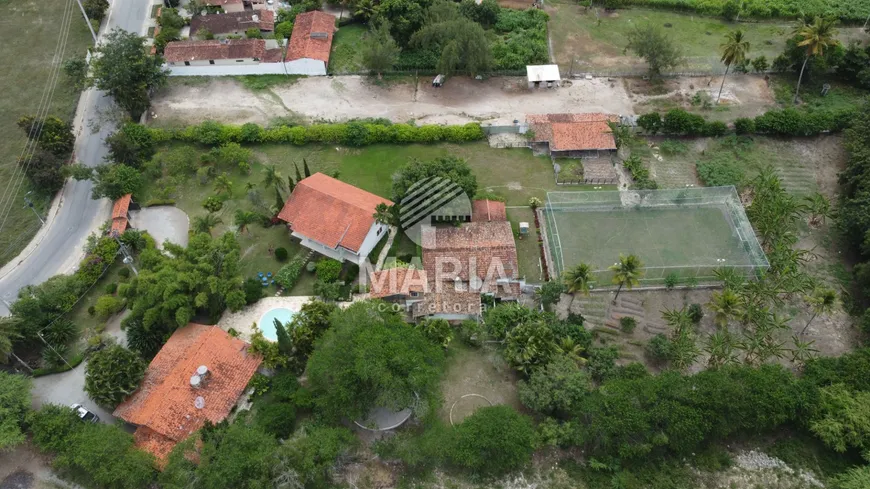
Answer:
xmin=357 ymin=223 xmax=389 ymax=262
xmin=170 ymin=57 xmax=259 ymax=67
xmin=167 ymin=62 xmax=288 ymax=76
xmin=291 ymin=223 xmax=388 ymax=265
xmin=285 ymin=58 xmax=326 ymax=76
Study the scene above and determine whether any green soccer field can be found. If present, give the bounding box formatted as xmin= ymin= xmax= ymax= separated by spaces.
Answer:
xmin=544 ymin=204 xmax=764 ymax=285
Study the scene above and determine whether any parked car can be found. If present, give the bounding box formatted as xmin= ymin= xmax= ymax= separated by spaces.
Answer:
xmin=71 ymin=403 xmax=100 ymax=423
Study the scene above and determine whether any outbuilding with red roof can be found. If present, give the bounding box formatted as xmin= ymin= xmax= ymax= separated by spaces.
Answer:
xmin=277 ymin=172 xmax=393 ymax=264
xmin=285 ymin=10 xmax=336 ymax=76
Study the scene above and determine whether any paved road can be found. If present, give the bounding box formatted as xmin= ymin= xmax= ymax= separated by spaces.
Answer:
xmin=0 ymin=0 xmax=151 ymax=316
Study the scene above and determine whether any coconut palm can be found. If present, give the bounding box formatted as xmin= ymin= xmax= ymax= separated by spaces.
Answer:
xmin=709 ymin=288 xmax=744 ymax=328
xmin=789 ymin=335 xmax=819 ymax=369
xmin=192 ymin=213 xmax=223 ymax=235
xmin=373 ymin=203 xmax=394 ymax=226
xmin=563 ymin=262 xmax=594 ymax=310
xmin=234 ymin=209 xmax=259 ymax=234
xmin=609 ymin=254 xmax=644 ymax=302
xmin=213 ymin=172 xmax=234 ymax=196
xmin=804 ymin=192 xmax=832 ymax=227
xmin=556 ymin=337 xmax=587 ymax=365
xmin=718 ymin=29 xmax=751 ymax=103
xmin=792 ymin=16 xmax=839 ymax=104
xmin=262 ymin=165 xmax=285 ymax=191
xmin=801 ymin=287 xmax=838 ymax=335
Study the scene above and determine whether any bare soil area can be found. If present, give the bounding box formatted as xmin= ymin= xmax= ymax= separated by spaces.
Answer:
xmin=0 ymin=444 xmax=71 ymax=489
xmin=439 ymin=343 xmax=524 ymax=424
xmin=149 ymin=75 xmax=636 ymax=126
xmin=629 ymin=75 xmax=777 ymax=120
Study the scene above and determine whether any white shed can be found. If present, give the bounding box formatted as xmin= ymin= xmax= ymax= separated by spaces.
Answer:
xmin=526 ymin=64 xmax=561 ymax=89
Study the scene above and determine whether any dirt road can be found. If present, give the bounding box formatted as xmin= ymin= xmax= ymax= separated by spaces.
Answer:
xmin=149 ymin=75 xmax=637 ymax=126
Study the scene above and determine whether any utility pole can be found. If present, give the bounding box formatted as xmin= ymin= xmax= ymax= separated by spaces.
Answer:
xmin=75 ymin=0 xmax=99 ymax=44
xmin=112 ymin=234 xmax=139 ymax=275
xmin=24 ymin=192 xmax=45 ymax=225
xmin=37 ymin=331 xmax=73 ymax=370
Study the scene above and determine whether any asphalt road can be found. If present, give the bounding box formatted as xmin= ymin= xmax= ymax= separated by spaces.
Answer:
xmin=0 ymin=0 xmax=151 ymax=316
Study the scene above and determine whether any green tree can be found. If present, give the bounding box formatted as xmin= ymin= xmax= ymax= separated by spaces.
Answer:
xmin=90 ymin=164 xmax=143 ymax=200
xmin=411 ymin=16 xmax=491 ymax=76
xmin=374 ymin=0 xmax=432 ymax=46
xmin=704 ymin=330 xmax=739 ymax=369
xmin=52 ymin=422 xmax=155 ymax=489
xmin=17 ymin=115 xmax=76 ymax=157
xmin=274 ymin=21 xmax=293 ymax=39
xmin=392 ymin=155 xmax=478 ymax=201
xmin=801 ymin=287 xmax=838 ymax=335
xmin=233 ymin=209 xmax=258 ymax=234
xmin=27 ymin=404 xmax=82 ymax=453
xmin=192 ymin=213 xmax=223 ymax=235
xmin=89 ymin=28 xmax=169 ymax=119
xmin=718 ymin=29 xmax=751 ymax=103
xmin=262 ymin=164 xmax=285 ymax=192
xmin=833 ymin=466 xmax=870 ymax=489
xmin=0 ymin=372 xmax=31 ymax=450
xmin=416 ymin=318 xmax=453 ymax=348
xmin=563 ymin=262 xmax=594 ymax=310
xmin=789 ymin=334 xmax=819 ymax=368
xmin=504 ymin=319 xmax=559 ymax=374
xmin=276 ymin=425 xmax=355 ymax=488
xmin=626 ymin=23 xmax=684 ymax=79
xmin=63 ymin=56 xmax=88 ymax=89
xmin=709 ymin=288 xmax=744 ymax=328
xmin=536 ymin=280 xmax=564 ymax=311
xmin=213 ymin=172 xmax=234 ymax=196
xmin=809 ymin=383 xmax=870 ymax=455
xmin=362 ymin=19 xmax=400 ymax=77
xmin=196 ymin=423 xmax=278 ymax=489
xmin=245 ymin=27 xmax=263 ymax=39
xmin=106 ymin=123 xmax=156 ymax=168
xmin=373 ymin=202 xmax=395 ymax=225
xmin=306 ymin=300 xmax=445 ymax=421
xmin=449 ymin=406 xmax=535 ymax=474
xmin=792 ymin=17 xmax=839 ymax=104
xmin=19 ymin=150 xmax=66 ymax=194
xmin=518 ymin=354 xmax=591 ymax=417
xmin=84 ymin=344 xmax=147 ymax=408
xmin=609 ymin=254 xmax=644 ymax=302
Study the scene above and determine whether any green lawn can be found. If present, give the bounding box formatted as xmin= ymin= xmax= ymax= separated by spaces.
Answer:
xmin=328 ymin=24 xmax=367 ymax=74
xmin=506 ymin=207 xmax=543 ymax=283
xmin=547 ymin=1 xmax=865 ymax=73
xmin=0 ymin=0 xmax=92 ymax=267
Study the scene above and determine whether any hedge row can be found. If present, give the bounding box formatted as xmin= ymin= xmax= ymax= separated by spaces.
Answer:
xmin=637 ymin=107 xmax=855 ymax=138
xmin=147 ymin=121 xmax=486 ymax=147
xmin=616 ymin=0 xmax=870 ymax=23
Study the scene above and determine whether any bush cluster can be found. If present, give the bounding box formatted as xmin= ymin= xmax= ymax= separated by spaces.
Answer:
xmin=623 ymin=154 xmax=658 ymax=189
xmin=614 ymin=0 xmax=868 ymax=22
xmin=275 ymin=255 xmax=307 ymax=290
xmin=147 ymin=120 xmax=485 ymax=147
xmin=639 ymin=107 xmax=854 ymax=138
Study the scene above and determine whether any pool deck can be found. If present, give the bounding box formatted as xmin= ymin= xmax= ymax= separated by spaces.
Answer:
xmin=217 ymin=296 xmax=356 ymax=342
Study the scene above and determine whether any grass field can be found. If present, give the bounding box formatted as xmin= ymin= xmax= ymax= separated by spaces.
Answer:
xmin=328 ymin=24 xmax=367 ymax=74
xmin=0 ymin=0 xmax=92 ymax=267
xmin=544 ymin=203 xmax=760 ymax=283
xmin=547 ymin=1 xmax=866 ymax=73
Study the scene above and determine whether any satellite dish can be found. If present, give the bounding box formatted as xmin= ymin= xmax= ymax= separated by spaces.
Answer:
xmin=194 ymin=397 xmax=205 ymax=409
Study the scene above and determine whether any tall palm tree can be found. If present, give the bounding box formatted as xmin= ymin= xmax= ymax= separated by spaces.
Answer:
xmin=709 ymin=288 xmax=744 ymax=328
xmin=792 ymin=16 xmax=839 ymax=104
xmin=609 ymin=254 xmax=643 ymax=302
xmin=718 ymin=29 xmax=751 ymax=103
xmin=213 ymin=173 xmax=234 ymax=196
xmin=192 ymin=213 xmax=223 ymax=235
xmin=563 ymin=262 xmax=594 ymax=310
xmin=234 ymin=209 xmax=259 ymax=234
xmin=262 ymin=165 xmax=284 ymax=192
xmin=556 ymin=337 xmax=587 ymax=365
xmin=801 ymin=287 xmax=838 ymax=335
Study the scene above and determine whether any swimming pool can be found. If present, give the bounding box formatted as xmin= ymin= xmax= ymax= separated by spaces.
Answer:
xmin=258 ymin=308 xmax=296 ymax=341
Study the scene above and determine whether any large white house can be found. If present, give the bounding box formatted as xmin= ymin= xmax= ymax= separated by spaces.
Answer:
xmin=277 ymin=173 xmax=392 ymax=264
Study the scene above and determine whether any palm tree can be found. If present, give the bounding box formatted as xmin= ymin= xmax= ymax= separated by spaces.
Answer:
xmin=234 ymin=209 xmax=259 ymax=234
xmin=262 ymin=165 xmax=284 ymax=191
xmin=704 ymin=330 xmax=738 ymax=369
xmin=609 ymin=254 xmax=644 ymax=302
xmin=563 ymin=262 xmax=594 ymax=310
xmin=714 ymin=267 xmax=745 ymax=290
xmin=372 ymin=203 xmax=394 ymax=226
xmin=556 ymin=337 xmax=587 ymax=365
xmin=709 ymin=288 xmax=744 ymax=328
xmin=213 ymin=172 xmax=234 ymax=196
xmin=804 ymin=192 xmax=832 ymax=227
xmin=669 ymin=330 xmax=700 ymax=372
xmin=192 ymin=213 xmax=223 ymax=235
xmin=801 ymin=287 xmax=838 ymax=335
xmin=789 ymin=335 xmax=819 ymax=369
xmin=662 ymin=306 xmax=693 ymax=334
xmin=792 ymin=16 xmax=839 ymax=104
xmin=718 ymin=29 xmax=751 ymax=103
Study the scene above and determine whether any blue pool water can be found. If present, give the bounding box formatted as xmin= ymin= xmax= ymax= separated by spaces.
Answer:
xmin=258 ymin=308 xmax=296 ymax=341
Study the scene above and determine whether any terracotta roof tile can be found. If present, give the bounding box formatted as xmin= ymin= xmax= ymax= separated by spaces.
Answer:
xmin=112 ymin=194 xmax=132 ymax=219
xmin=527 ymin=113 xmax=618 ymax=151
xmin=189 ymin=10 xmax=274 ymax=36
xmin=201 ymin=0 xmax=242 ymax=6
xmin=113 ymin=324 xmax=261 ymax=461
xmin=421 ymin=221 xmax=519 ymax=285
xmin=164 ymin=39 xmax=266 ymax=63
xmin=286 ymin=11 xmax=335 ymax=63
xmin=369 ymin=268 xmax=427 ymax=298
xmin=471 ymin=199 xmax=506 ymax=222
xmin=263 ymin=47 xmax=284 ymax=63
xmin=412 ymin=281 xmax=481 ymax=318
xmin=277 ymin=173 xmax=392 ymax=253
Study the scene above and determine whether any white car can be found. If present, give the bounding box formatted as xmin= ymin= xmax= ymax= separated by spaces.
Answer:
xmin=71 ymin=403 xmax=100 ymax=423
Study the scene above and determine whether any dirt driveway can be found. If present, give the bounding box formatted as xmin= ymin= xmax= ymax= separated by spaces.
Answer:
xmin=149 ymin=75 xmax=636 ymax=126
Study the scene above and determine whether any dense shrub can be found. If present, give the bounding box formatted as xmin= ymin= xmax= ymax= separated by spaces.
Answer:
xmin=734 ymin=117 xmax=756 ymax=135
xmin=617 ymin=0 xmax=869 ymax=22
xmin=623 ymin=154 xmax=658 ymax=189
xmin=697 ymin=160 xmax=745 ymax=188
xmin=275 ymin=256 xmax=306 ymax=290
xmin=94 ymin=294 xmax=124 ymax=319
xmin=315 ymin=259 xmax=343 ymax=283
xmin=637 ymin=112 xmax=662 ymax=134
xmin=255 ymin=402 xmax=296 ymax=439
xmin=274 ymin=247 xmax=288 ymax=262
xmin=449 ymin=406 xmax=535 ymax=474
xmin=244 ymin=277 xmax=264 ymax=305
xmin=84 ymin=345 xmax=147 ymax=408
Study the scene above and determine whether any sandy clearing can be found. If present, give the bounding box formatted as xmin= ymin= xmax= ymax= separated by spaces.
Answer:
xmin=149 ymin=75 xmax=637 ymax=126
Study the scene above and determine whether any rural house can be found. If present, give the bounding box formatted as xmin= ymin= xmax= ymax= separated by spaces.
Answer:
xmin=526 ymin=64 xmax=561 ymax=89
xmin=164 ymin=38 xmax=267 ymax=66
xmin=277 ymin=173 xmax=393 ymax=264
xmin=285 ymin=10 xmax=336 ymax=75
xmin=113 ymin=324 xmax=262 ymax=464
xmin=526 ymin=113 xmax=619 ymax=158
xmin=189 ymin=10 xmax=275 ymax=38
xmin=109 ymin=193 xmax=135 ymax=236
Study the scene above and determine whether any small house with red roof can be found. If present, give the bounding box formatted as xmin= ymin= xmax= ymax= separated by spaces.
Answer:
xmin=285 ymin=10 xmax=336 ymax=76
xmin=277 ymin=173 xmax=393 ymax=264
xmin=526 ymin=113 xmax=618 ymax=158
xmin=109 ymin=193 xmax=135 ymax=236
xmin=113 ymin=324 xmax=261 ymax=464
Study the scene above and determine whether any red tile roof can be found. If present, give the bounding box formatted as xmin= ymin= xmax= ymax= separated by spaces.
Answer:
xmin=263 ymin=47 xmax=284 ymax=63
xmin=163 ymin=39 xmax=266 ymax=63
xmin=109 ymin=194 xmax=132 ymax=236
xmin=277 ymin=173 xmax=392 ymax=253
xmin=286 ymin=11 xmax=335 ymax=63
xmin=421 ymin=221 xmax=519 ymax=285
xmin=527 ymin=113 xmax=618 ymax=151
xmin=412 ymin=281 xmax=481 ymax=318
xmin=113 ymin=324 xmax=261 ymax=462
xmin=369 ymin=267 xmax=427 ymax=298
xmin=201 ymin=0 xmax=242 ymax=6
xmin=471 ymin=199 xmax=507 ymax=222
xmin=189 ymin=10 xmax=275 ymax=36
